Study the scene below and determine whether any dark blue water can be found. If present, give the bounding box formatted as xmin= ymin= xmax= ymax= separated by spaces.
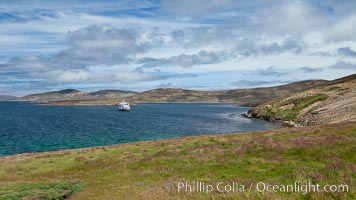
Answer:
xmin=0 ymin=102 xmax=281 ymax=156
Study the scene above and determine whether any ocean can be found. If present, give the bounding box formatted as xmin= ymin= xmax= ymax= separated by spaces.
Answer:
xmin=0 ymin=102 xmax=281 ymax=156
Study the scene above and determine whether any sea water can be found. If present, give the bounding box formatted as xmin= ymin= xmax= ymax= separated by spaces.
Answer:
xmin=0 ymin=102 xmax=281 ymax=156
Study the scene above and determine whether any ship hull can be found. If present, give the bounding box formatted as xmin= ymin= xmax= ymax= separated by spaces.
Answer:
xmin=118 ymin=106 xmax=131 ymax=111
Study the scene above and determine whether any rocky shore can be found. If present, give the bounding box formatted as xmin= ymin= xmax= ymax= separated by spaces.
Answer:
xmin=241 ymin=112 xmax=303 ymax=127
xmin=244 ymin=74 xmax=356 ymax=126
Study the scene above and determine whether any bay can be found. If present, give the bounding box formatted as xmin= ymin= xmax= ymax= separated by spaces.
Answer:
xmin=0 ymin=102 xmax=281 ymax=156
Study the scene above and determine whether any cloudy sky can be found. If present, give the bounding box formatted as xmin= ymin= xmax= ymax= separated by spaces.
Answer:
xmin=0 ymin=0 xmax=355 ymax=96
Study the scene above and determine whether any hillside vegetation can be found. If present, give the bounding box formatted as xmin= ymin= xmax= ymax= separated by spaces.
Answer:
xmin=0 ymin=122 xmax=354 ymax=199
xmin=20 ymin=89 xmax=136 ymax=103
xmin=125 ymin=80 xmax=325 ymax=106
xmin=13 ymin=80 xmax=325 ymax=106
xmin=247 ymin=74 xmax=356 ymax=126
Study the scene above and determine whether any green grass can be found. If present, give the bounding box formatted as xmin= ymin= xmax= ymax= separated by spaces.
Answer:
xmin=0 ymin=122 xmax=354 ymax=199
xmin=252 ymin=94 xmax=328 ymax=121
xmin=0 ymin=182 xmax=86 ymax=200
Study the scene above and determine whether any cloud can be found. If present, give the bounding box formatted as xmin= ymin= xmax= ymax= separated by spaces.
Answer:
xmin=169 ymin=26 xmax=236 ymax=48
xmin=0 ymin=80 xmax=45 ymax=96
xmin=47 ymin=70 xmax=169 ymax=84
xmin=236 ymin=38 xmax=305 ymax=57
xmin=253 ymin=1 xmax=328 ymax=36
xmin=0 ymin=24 xmax=199 ymax=94
xmin=328 ymin=61 xmax=356 ymax=70
xmin=0 ymin=0 xmax=156 ymax=14
xmin=1 ymin=26 xmax=155 ymax=71
xmin=156 ymin=82 xmax=172 ymax=88
xmin=0 ymin=12 xmax=27 ymax=22
xmin=164 ymin=0 xmax=356 ymax=44
xmin=256 ymin=66 xmax=288 ymax=77
xmin=299 ymin=66 xmax=324 ymax=73
xmin=337 ymin=47 xmax=356 ymax=57
xmin=170 ymin=30 xmax=185 ymax=41
xmin=137 ymin=50 xmax=229 ymax=70
xmin=161 ymin=0 xmax=236 ymax=16
xmin=325 ymin=14 xmax=356 ymax=41
xmin=169 ymin=25 xmax=306 ymax=57
xmin=231 ymin=80 xmax=291 ymax=87
xmin=52 ymin=26 xmax=153 ymax=68
xmin=0 ymin=55 xmax=48 ymax=71
xmin=1 ymin=0 xmax=356 ymax=95
xmin=36 ymin=69 xmax=196 ymax=84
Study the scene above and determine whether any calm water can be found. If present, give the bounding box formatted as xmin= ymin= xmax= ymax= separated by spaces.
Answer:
xmin=0 ymin=102 xmax=281 ymax=156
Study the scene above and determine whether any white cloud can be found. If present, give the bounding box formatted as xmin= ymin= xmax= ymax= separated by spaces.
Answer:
xmin=326 ymin=14 xmax=356 ymax=42
xmin=238 ymin=1 xmax=325 ymax=37
xmin=161 ymin=0 xmax=236 ymax=16
xmin=328 ymin=61 xmax=356 ymax=70
xmin=47 ymin=70 xmax=163 ymax=83
xmin=337 ymin=47 xmax=356 ymax=57
xmin=1 ymin=0 xmax=356 ymax=95
xmin=0 ymin=0 xmax=155 ymax=14
xmin=1 ymin=26 xmax=158 ymax=70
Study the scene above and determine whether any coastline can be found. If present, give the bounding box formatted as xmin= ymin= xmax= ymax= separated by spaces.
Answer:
xmin=47 ymin=101 xmax=247 ymax=106
xmin=34 ymin=100 xmax=251 ymax=107
xmin=0 ymin=120 xmax=351 ymax=159
xmin=0 ymin=102 xmax=276 ymax=157
xmin=0 ymin=122 xmax=354 ymax=199
xmin=241 ymin=112 xmax=302 ymax=127
xmin=0 ymin=126 xmax=275 ymax=159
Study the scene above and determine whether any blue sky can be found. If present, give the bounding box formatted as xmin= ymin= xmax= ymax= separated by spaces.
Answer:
xmin=0 ymin=0 xmax=355 ymax=96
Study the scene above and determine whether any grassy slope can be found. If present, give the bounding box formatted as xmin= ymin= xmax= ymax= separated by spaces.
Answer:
xmin=125 ymin=80 xmax=325 ymax=106
xmin=39 ymin=80 xmax=326 ymax=106
xmin=0 ymin=123 xmax=354 ymax=199
xmin=20 ymin=89 xmax=136 ymax=103
xmin=247 ymin=74 xmax=356 ymax=125
xmin=248 ymin=94 xmax=328 ymax=121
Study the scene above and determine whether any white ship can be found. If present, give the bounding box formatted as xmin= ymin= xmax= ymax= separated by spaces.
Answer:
xmin=118 ymin=100 xmax=131 ymax=111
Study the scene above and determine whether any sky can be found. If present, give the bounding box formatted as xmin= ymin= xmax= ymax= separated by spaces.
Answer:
xmin=0 ymin=0 xmax=355 ymax=96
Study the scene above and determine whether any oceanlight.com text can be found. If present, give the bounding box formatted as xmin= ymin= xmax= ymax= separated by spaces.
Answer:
xmin=166 ymin=181 xmax=349 ymax=194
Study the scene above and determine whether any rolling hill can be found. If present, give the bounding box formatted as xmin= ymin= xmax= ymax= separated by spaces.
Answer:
xmin=20 ymin=89 xmax=137 ymax=103
xmin=16 ymin=80 xmax=326 ymax=106
xmin=0 ymin=95 xmax=16 ymax=100
xmin=246 ymin=74 xmax=356 ymax=126
xmin=125 ymin=80 xmax=326 ymax=106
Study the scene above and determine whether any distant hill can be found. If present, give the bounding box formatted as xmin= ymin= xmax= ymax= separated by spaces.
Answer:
xmin=20 ymin=89 xmax=137 ymax=103
xmin=0 ymin=95 xmax=16 ymax=100
xmin=18 ymin=80 xmax=326 ymax=106
xmin=246 ymin=74 xmax=356 ymax=126
xmin=20 ymin=80 xmax=327 ymax=106
xmin=126 ymin=80 xmax=326 ymax=106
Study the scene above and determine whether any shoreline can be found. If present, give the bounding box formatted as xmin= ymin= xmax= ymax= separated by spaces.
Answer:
xmin=1 ymin=121 xmax=349 ymax=159
xmin=0 ymin=102 xmax=270 ymax=157
xmin=1 ymin=99 xmax=258 ymax=107
xmin=0 ymin=123 xmax=281 ymax=158
xmin=48 ymin=101 xmax=247 ymax=106
xmin=0 ymin=126 xmax=284 ymax=159
xmin=5 ymin=100 xmax=252 ymax=108
xmin=1 ymin=122 xmax=354 ymax=199
xmin=241 ymin=112 xmax=302 ymax=127
xmin=0 ymin=120 xmax=326 ymax=159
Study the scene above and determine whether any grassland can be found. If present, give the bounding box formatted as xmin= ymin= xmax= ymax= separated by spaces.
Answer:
xmin=247 ymin=74 xmax=356 ymax=126
xmin=0 ymin=183 xmax=86 ymax=200
xmin=0 ymin=122 xmax=354 ymax=199
xmin=17 ymin=80 xmax=326 ymax=107
xmin=249 ymin=94 xmax=328 ymax=121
